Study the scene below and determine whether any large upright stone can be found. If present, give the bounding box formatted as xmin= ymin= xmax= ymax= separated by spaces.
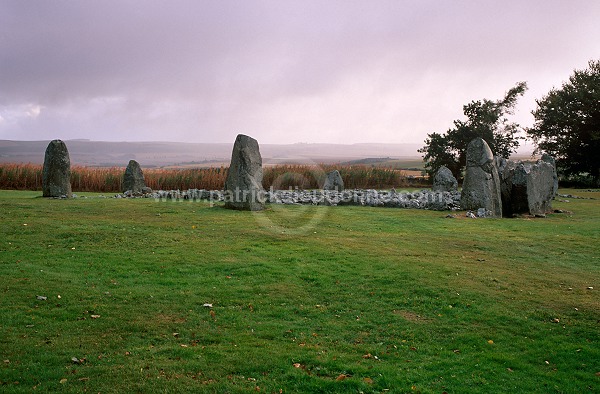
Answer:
xmin=322 ymin=170 xmax=344 ymax=191
xmin=42 ymin=139 xmax=72 ymax=198
xmin=432 ymin=165 xmax=458 ymax=192
xmin=224 ymin=134 xmax=265 ymax=211
xmin=498 ymin=158 xmax=519 ymax=215
xmin=123 ymin=160 xmax=147 ymax=193
xmin=460 ymin=138 xmax=502 ymax=217
xmin=541 ymin=153 xmax=559 ymax=197
xmin=499 ymin=158 xmax=556 ymax=217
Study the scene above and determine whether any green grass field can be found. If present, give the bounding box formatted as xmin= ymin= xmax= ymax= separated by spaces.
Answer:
xmin=1 ymin=190 xmax=599 ymax=393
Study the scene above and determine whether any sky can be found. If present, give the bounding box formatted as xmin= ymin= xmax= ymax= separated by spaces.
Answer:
xmin=1 ymin=0 xmax=599 ymax=145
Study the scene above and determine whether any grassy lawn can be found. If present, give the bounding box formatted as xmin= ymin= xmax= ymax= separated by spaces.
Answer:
xmin=1 ymin=190 xmax=599 ymax=393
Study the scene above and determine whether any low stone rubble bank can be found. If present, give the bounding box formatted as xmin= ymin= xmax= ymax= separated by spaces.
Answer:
xmin=117 ymin=188 xmax=462 ymax=211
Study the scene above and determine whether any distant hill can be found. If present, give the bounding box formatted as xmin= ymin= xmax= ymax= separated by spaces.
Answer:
xmin=342 ymin=157 xmax=392 ymax=165
xmin=0 ymin=140 xmax=424 ymax=167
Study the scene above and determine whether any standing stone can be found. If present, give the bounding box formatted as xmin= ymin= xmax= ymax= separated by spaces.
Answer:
xmin=42 ymin=139 xmax=72 ymax=198
xmin=541 ymin=153 xmax=559 ymax=197
xmin=432 ymin=165 xmax=458 ymax=192
xmin=460 ymin=138 xmax=502 ymax=217
xmin=500 ymin=159 xmax=556 ymax=217
xmin=224 ymin=134 xmax=265 ymax=211
xmin=123 ymin=160 xmax=147 ymax=194
xmin=500 ymin=161 xmax=528 ymax=216
xmin=499 ymin=159 xmax=519 ymax=215
xmin=322 ymin=170 xmax=344 ymax=191
xmin=525 ymin=160 xmax=556 ymax=215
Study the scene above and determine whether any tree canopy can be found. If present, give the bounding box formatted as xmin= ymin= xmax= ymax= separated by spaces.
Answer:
xmin=527 ymin=59 xmax=600 ymax=186
xmin=419 ymin=82 xmax=527 ymax=179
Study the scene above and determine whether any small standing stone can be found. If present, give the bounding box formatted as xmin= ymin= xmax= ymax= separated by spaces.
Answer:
xmin=224 ymin=134 xmax=265 ymax=211
xmin=432 ymin=165 xmax=458 ymax=192
xmin=323 ymin=170 xmax=344 ymax=191
xmin=42 ymin=139 xmax=72 ymax=198
xmin=123 ymin=160 xmax=147 ymax=194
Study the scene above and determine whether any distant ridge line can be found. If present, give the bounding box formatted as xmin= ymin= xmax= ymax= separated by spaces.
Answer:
xmin=0 ymin=140 xmax=423 ymax=167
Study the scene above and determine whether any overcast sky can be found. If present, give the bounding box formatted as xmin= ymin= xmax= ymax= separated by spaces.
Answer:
xmin=1 ymin=0 xmax=599 ymax=145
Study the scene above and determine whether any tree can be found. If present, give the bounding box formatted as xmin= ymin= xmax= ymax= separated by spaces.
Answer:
xmin=527 ymin=60 xmax=600 ymax=186
xmin=419 ymin=82 xmax=528 ymax=180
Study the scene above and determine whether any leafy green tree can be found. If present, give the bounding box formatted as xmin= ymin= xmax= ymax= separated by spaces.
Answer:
xmin=527 ymin=60 xmax=600 ymax=186
xmin=419 ymin=82 xmax=527 ymax=179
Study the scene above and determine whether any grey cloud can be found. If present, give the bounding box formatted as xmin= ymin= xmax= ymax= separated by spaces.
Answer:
xmin=1 ymin=0 xmax=599 ymax=143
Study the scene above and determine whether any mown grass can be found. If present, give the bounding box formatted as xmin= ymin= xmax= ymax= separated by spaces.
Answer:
xmin=0 ymin=190 xmax=599 ymax=393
